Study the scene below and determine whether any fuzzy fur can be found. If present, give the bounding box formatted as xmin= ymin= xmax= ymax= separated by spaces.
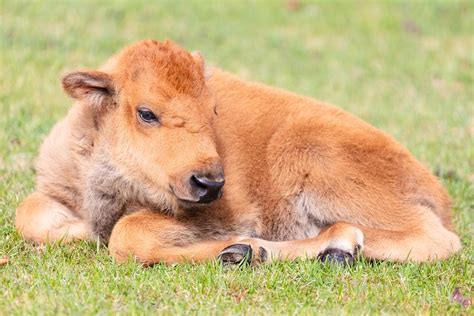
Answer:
xmin=16 ymin=40 xmax=461 ymax=264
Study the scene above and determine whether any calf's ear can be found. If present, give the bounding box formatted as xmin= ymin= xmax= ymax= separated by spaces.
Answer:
xmin=62 ymin=71 xmax=115 ymax=108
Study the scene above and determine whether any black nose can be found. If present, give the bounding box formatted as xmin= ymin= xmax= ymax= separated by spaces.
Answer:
xmin=190 ymin=174 xmax=225 ymax=203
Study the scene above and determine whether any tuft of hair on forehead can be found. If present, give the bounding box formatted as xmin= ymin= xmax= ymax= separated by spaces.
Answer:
xmin=117 ymin=40 xmax=206 ymax=97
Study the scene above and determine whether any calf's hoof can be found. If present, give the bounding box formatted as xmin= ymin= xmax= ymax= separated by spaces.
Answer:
xmin=217 ymin=244 xmax=253 ymax=266
xmin=318 ymin=248 xmax=355 ymax=265
xmin=318 ymin=225 xmax=363 ymax=265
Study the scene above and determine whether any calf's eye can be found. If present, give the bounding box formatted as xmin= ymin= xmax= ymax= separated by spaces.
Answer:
xmin=137 ymin=107 xmax=159 ymax=124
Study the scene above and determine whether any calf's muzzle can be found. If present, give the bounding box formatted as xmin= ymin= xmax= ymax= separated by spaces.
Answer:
xmin=190 ymin=172 xmax=225 ymax=203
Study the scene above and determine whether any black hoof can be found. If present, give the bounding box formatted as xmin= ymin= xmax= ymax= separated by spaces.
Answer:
xmin=217 ymin=244 xmax=253 ymax=266
xmin=318 ymin=248 xmax=354 ymax=265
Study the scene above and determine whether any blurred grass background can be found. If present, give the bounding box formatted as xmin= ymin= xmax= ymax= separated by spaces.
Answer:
xmin=0 ymin=0 xmax=473 ymax=314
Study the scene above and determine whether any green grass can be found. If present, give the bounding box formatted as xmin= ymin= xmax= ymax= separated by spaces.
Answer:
xmin=1 ymin=0 xmax=473 ymax=314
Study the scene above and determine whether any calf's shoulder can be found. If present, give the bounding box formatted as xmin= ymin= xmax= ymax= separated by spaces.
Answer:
xmin=35 ymin=103 xmax=97 ymax=215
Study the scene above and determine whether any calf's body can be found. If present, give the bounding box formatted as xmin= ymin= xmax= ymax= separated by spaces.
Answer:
xmin=16 ymin=40 xmax=461 ymax=264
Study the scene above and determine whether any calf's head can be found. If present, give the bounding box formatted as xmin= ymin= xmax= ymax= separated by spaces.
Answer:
xmin=62 ymin=40 xmax=224 ymax=210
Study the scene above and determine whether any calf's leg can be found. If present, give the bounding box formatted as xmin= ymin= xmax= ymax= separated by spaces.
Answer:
xmin=108 ymin=211 xmax=364 ymax=265
xmin=109 ymin=208 xmax=460 ymax=265
xmin=359 ymin=208 xmax=461 ymax=262
xmin=15 ymin=191 xmax=91 ymax=243
xmin=108 ymin=210 xmax=248 ymax=265
xmin=222 ymin=207 xmax=461 ymax=265
xmin=219 ymin=222 xmax=364 ymax=265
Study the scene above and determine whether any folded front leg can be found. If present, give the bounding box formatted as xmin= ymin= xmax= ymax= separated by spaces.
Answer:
xmin=16 ymin=191 xmax=92 ymax=244
xmin=108 ymin=210 xmax=249 ymax=265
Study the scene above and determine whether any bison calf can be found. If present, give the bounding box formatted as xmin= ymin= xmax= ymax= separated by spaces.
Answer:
xmin=16 ymin=40 xmax=461 ymax=265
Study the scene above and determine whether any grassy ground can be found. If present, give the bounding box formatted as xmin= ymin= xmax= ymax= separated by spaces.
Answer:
xmin=1 ymin=0 xmax=473 ymax=314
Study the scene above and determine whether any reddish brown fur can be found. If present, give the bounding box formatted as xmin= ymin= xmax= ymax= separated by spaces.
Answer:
xmin=16 ymin=40 xmax=461 ymax=264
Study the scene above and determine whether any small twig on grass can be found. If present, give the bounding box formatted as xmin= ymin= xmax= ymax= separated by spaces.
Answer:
xmin=451 ymin=288 xmax=472 ymax=308
xmin=0 ymin=256 xmax=9 ymax=266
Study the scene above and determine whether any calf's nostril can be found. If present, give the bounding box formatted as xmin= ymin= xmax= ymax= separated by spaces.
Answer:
xmin=190 ymin=174 xmax=225 ymax=203
xmin=191 ymin=175 xmax=209 ymax=190
xmin=192 ymin=175 xmax=225 ymax=189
